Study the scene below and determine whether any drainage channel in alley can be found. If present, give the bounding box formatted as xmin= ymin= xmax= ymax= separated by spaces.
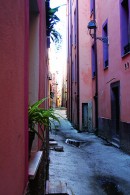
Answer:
xmin=65 ymin=138 xmax=91 ymax=148
xmin=49 ymin=138 xmax=85 ymax=152
xmin=65 ymin=138 xmax=85 ymax=147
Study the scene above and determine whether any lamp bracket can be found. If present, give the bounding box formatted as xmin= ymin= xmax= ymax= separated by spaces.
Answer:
xmin=96 ymin=36 xmax=108 ymax=44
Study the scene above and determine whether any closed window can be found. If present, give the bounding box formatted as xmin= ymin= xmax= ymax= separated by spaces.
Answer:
xmin=120 ymin=0 xmax=130 ymax=55
xmin=72 ymin=61 xmax=75 ymax=82
xmin=103 ymin=20 xmax=109 ymax=68
xmin=92 ymin=44 xmax=96 ymax=77
xmin=74 ymin=9 xmax=77 ymax=47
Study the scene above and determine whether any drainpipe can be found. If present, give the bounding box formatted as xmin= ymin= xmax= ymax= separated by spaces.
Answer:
xmin=128 ymin=1 xmax=130 ymax=48
xmin=77 ymin=0 xmax=79 ymax=129
xmin=93 ymin=0 xmax=99 ymax=133
xmin=70 ymin=0 xmax=73 ymax=121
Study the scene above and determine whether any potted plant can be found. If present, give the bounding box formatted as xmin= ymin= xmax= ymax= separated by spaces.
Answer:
xmin=28 ymin=97 xmax=60 ymax=157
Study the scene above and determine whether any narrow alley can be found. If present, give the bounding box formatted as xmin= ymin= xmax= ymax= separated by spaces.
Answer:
xmin=48 ymin=109 xmax=130 ymax=195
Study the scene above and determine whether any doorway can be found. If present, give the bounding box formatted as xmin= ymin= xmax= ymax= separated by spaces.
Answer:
xmin=82 ymin=102 xmax=92 ymax=131
xmin=111 ymin=82 xmax=120 ymax=137
xmin=82 ymin=103 xmax=88 ymax=131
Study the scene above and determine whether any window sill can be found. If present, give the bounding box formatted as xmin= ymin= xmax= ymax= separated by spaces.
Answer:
xmin=122 ymin=51 xmax=130 ymax=58
xmin=104 ymin=66 xmax=109 ymax=70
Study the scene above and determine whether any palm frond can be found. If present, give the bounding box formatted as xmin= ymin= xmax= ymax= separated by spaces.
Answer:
xmin=46 ymin=4 xmax=66 ymax=43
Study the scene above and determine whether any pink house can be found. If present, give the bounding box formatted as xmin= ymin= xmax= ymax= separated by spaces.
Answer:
xmin=67 ymin=0 xmax=93 ymax=131
xmin=0 ymin=0 xmax=48 ymax=194
xmin=93 ymin=0 xmax=130 ymax=152
xmin=67 ymin=0 xmax=130 ymax=153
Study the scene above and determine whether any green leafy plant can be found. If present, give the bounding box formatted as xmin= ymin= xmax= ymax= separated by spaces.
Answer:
xmin=46 ymin=5 xmax=65 ymax=43
xmin=28 ymin=97 xmax=60 ymax=141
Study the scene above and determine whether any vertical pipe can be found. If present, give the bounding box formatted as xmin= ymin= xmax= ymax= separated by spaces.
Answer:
xmin=67 ymin=0 xmax=69 ymax=117
xmin=93 ymin=0 xmax=98 ymax=133
xmin=128 ymin=0 xmax=130 ymax=44
xmin=70 ymin=0 xmax=73 ymax=121
xmin=77 ymin=0 xmax=79 ymax=129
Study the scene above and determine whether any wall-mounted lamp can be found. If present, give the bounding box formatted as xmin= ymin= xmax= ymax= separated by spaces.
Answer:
xmin=87 ymin=20 xmax=108 ymax=44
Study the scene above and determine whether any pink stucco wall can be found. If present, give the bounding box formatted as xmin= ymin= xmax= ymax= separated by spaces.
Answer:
xmin=0 ymin=0 xmax=48 ymax=194
xmin=68 ymin=0 xmax=130 ymax=132
xmin=0 ymin=0 xmax=29 ymax=194
xmin=96 ymin=0 xmax=130 ymax=122
xmin=38 ymin=0 xmax=48 ymax=102
xmin=67 ymin=0 xmax=93 ymax=130
xmin=37 ymin=0 xmax=48 ymax=148
xmin=78 ymin=0 xmax=93 ymax=129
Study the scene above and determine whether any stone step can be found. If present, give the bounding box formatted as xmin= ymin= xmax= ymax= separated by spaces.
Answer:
xmin=45 ymin=180 xmax=69 ymax=195
xmin=54 ymin=146 xmax=64 ymax=152
xmin=111 ymin=137 xmax=120 ymax=148
xmin=49 ymin=141 xmax=58 ymax=146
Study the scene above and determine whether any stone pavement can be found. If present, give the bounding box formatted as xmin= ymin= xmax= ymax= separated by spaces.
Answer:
xmin=48 ymin=109 xmax=130 ymax=195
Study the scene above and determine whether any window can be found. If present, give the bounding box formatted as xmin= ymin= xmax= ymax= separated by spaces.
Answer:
xmin=74 ymin=54 xmax=77 ymax=82
xmin=120 ymin=0 xmax=130 ymax=55
xmin=72 ymin=61 xmax=75 ymax=82
xmin=91 ymin=44 xmax=96 ymax=77
xmin=74 ymin=9 xmax=77 ymax=47
xmin=102 ymin=20 xmax=109 ymax=68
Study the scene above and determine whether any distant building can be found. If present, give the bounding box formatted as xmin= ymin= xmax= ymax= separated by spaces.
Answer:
xmin=61 ymin=73 xmax=67 ymax=108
